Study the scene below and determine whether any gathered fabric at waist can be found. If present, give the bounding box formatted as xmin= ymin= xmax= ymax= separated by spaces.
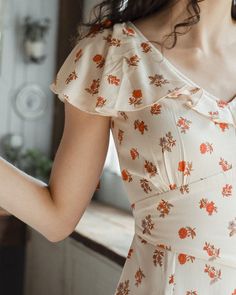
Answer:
xmin=132 ymin=166 xmax=236 ymax=269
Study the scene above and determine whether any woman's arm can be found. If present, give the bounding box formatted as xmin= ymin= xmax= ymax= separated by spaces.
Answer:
xmin=0 ymin=100 xmax=111 ymax=242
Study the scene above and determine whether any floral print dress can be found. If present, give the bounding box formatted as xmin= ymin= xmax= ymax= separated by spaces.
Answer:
xmin=50 ymin=20 xmax=236 ymax=295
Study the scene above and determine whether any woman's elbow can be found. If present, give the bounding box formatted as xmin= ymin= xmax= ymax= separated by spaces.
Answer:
xmin=45 ymin=222 xmax=75 ymax=243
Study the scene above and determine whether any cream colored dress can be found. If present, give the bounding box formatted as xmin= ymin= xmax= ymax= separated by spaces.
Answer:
xmin=50 ymin=20 xmax=236 ymax=295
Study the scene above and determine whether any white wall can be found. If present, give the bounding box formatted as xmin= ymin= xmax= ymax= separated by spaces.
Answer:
xmin=0 ymin=0 xmax=59 ymax=156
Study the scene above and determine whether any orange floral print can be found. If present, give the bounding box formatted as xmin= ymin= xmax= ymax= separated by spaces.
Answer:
xmin=176 ymin=116 xmax=192 ymax=133
xmin=74 ymin=48 xmax=83 ymax=63
xmin=140 ymin=42 xmax=152 ymax=53
xmin=96 ymin=96 xmax=106 ymax=107
xmin=134 ymin=267 xmax=145 ymax=287
xmin=232 ymin=289 xmax=236 ymax=295
xmin=219 ymin=157 xmax=232 ymax=171
xmin=134 ymin=120 xmax=148 ymax=134
xmin=169 ymin=274 xmax=175 ymax=285
xmin=217 ymin=99 xmax=228 ymax=108
xmin=118 ymin=129 xmax=124 ymax=144
xmin=103 ymin=34 xmax=121 ymax=47
xmin=159 ymin=131 xmax=176 ymax=152
xmin=107 ymin=74 xmax=120 ymax=85
xmin=85 ymin=79 xmax=100 ymax=95
xmin=186 ymin=291 xmax=198 ymax=295
xmin=199 ymin=198 xmax=218 ymax=216
xmin=127 ymin=248 xmax=134 ymax=259
xmin=228 ymin=217 xmax=236 ymax=237
xmin=214 ymin=121 xmax=229 ymax=132
xmin=178 ymin=226 xmax=196 ymax=239
xmin=150 ymin=103 xmax=162 ymax=115
xmin=119 ymin=111 xmax=128 ymax=120
xmin=179 ymin=184 xmax=190 ymax=194
xmin=153 ymin=248 xmax=165 ymax=267
xmin=178 ymin=253 xmax=195 ymax=265
xmin=92 ymin=54 xmax=105 ymax=68
xmin=222 ymin=184 xmax=233 ymax=197
xmin=203 ymin=242 xmax=220 ymax=261
xmin=144 ymin=160 xmax=158 ymax=177
xmin=122 ymin=169 xmax=133 ymax=182
xmin=122 ymin=27 xmax=135 ymax=36
xmin=141 ymin=214 xmax=154 ymax=235
xmin=156 ymin=199 xmax=174 ymax=218
xmin=199 ymin=142 xmax=213 ymax=154
xmin=178 ymin=161 xmax=193 ymax=176
xmin=130 ymin=148 xmax=139 ymax=160
xmin=65 ymin=70 xmax=78 ymax=84
xmin=129 ymin=89 xmax=143 ymax=106
xmin=140 ymin=178 xmax=152 ymax=193
xmin=149 ymin=74 xmax=170 ymax=87
xmin=115 ymin=280 xmax=130 ymax=295
xmin=204 ymin=264 xmax=222 ymax=284
xmin=125 ymin=54 xmax=141 ymax=67
xmin=169 ymin=183 xmax=177 ymax=190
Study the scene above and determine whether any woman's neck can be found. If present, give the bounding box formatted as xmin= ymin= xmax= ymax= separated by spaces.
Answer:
xmin=138 ymin=0 xmax=236 ymax=51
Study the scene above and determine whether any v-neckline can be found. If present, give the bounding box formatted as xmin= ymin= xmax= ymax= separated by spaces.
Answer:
xmin=127 ymin=20 xmax=236 ymax=105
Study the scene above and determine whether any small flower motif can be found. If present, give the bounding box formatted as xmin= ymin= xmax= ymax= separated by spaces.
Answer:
xmin=134 ymin=267 xmax=145 ymax=287
xmin=103 ymin=34 xmax=121 ymax=47
xmin=153 ymin=248 xmax=165 ymax=267
xmin=115 ymin=280 xmax=130 ymax=295
xmin=231 ymin=289 xmax=236 ymax=295
xmin=203 ymin=242 xmax=220 ymax=261
xmin=141 ymin=214 xmax=154 ymax=235
xmin=219 ymin=157 xmax=232 ymax=171
xmin=144 ymin=160 xmax=158 ymax=177
xmin=150 ymin=103 xmax=162 ymax=115
xmin=92 ymin=54 xmax=105 ymax=68
xmin=214 ymin=122 xmax=229 ymax=132
xmin=130 ymin=148 xmax=139 ymax=160
xmin=140 ymin=42 xmax=152 ymax=53
xmin=179 ymin=184 xmax=190 ymax=194
xmin=121 ymin=169 xmax=132 ymax=182
xmin=178 ymin=253 xmax=195 ymax=265
xmin=156 ymin=199 xmax=174 ymax=218
xmin=199 ymin=198 xmax=218 ymax=216
xmin=186 ymin=291 xmax=198 ymax=295
xmin=149 ymin=74 xmax=170 ymax=87
xmin=134 ymin=120 xmax=148 ymax=134
xmin=200 ymin=142 xmax=213 ymax=154
xmin=159 ymin=131 xmax=176 ymax=152
xmin=176 ymin=116 xmax=192 ymax=133
xmin=119 ymin=112 xmax=128 ymax=120
xmin=127 ymin=248 xmax=134 ymax=259
xmin=96 ymin=96 xmax=106 ymax=107
xmin=222 ymin=184 xmax=233 ymax=198
xmin=169 ymin=274 xmax=175 ymax=285
xmin=204 ymin=264 xmax=222 ymax=284
xmin=169 ymin=183 xmax=177 ymax=190
xmin=118 ymin=129 xmax=124 ymax=144
xmin=129 ymin=89 xmax=143 ymax=106
xmin=74 ymin=48 xmax=83 ymax=63
xmin=178 ymin=226 xmax=196 ymax=239
xmin=178 ymin=161 xmax=193 ymax=176
xmin=228 ymin=217 xmax=236 ymax=237
xmin=125 ymin=54 xmax=141 ymax=66
xmin=140 ymin=178 xmax=152 ymax=193
xmin=65 ymin=70 xmax=78 ymax=84
xmin=122 ymin=27 xmax=135 ymax=36
xmin=85 ymin=79 xmax=100 ymax=95
xmin=107 ymin=74 xmax=120 ymax=85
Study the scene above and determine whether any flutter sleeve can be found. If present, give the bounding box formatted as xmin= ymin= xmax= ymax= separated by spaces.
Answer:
xmin=49 ymin=26 xmax=122 ymax=117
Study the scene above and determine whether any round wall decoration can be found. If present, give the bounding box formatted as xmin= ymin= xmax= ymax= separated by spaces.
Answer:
xmin=14 ymin=84 xmax=47 ymax=120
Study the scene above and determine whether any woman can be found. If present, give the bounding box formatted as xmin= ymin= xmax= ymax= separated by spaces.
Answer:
xmin=1 ymin=0 xmax=236 ymax=293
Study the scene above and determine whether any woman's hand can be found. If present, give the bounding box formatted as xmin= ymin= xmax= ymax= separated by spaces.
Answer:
xmin=0 ymin=100 xmax=111 ymax=242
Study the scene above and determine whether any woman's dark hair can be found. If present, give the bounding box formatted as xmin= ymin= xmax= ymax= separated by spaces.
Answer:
xmin=77 ymin=0 xmax=204 ymax=51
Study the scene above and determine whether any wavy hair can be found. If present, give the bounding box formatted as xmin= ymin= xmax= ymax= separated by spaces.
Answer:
xmin=76 ymin=0 xmax=204 ymax=51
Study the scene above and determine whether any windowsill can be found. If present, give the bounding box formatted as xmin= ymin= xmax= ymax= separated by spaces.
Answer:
xmin=70 ymin=200 xmax=134 ymax=267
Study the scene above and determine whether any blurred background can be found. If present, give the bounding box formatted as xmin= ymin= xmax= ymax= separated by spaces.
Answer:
xmin=0 ymin=0 xmax=134 ymax=294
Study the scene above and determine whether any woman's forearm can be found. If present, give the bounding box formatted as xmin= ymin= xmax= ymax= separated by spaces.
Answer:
xmin=0 ymin=156 xmax=71 ymax=242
